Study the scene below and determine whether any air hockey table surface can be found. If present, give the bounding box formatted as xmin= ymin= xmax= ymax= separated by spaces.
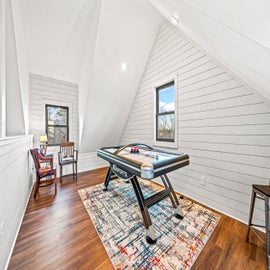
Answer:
xmin=97 ymin=143 xmax=189 ymax=180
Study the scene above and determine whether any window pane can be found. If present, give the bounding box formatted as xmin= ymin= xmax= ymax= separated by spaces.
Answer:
xmin=158 ymin=85 xmax=174 ymax=113
xmin=47 ymin=106 xmax=68 ymax=126
xmin=48 ymin=127 xmax=68 ymax=145
xmin=157 ymin=114 xmax=174 ymax=141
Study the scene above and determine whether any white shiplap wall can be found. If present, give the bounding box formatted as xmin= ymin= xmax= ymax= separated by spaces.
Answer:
xmin=0 ymin=135 xmax=33 ymax=270
xmin=29 ymin=73 xmax=106 ymax=174
xmin=121 ymin=23 xmax=270 ymax=225
xmin=29 ymin=73 xmax=79 ymax=147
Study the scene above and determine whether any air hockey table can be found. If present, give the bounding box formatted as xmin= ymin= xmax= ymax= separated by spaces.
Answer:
xmin=97 ymin=143 xmax=189 ymax=243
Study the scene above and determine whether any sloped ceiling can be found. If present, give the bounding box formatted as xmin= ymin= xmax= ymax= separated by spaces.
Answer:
xmin=20 ymin=0 xmax=164 ymax=152
xmin=149 ymin=0 xmax=270 ymax=104
xmin=21 ymin=0 xmax=99 ymax=83
xmin=79 ymin=0 xmax=164 ymax=152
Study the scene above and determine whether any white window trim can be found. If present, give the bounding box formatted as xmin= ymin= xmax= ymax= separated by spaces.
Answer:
xmin=153 ymin=74 xmax=178 ymax=149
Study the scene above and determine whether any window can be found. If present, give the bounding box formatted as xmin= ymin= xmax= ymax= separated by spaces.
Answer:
xmin=154 ymin=78 xmax=177 ymax=148
xmin=45 ymin=105 xmax=69 ymax=145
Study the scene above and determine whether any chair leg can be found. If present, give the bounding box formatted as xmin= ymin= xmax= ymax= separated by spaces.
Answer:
xmin=60 ymin=165 xmax=63 ymax=183
xmin=55 ymin=174 xmax=57 ymax=195
xmin=34 ymin=178 xmax=40 ymax=198
xmin=34 ymin=181 xmax=39 ymax=198
xmin=265 ymin=197 xmax=270 ymax=269
xmin=73 ymin=163 xmax=75 ymax=180
xmin=246 ymin=188 xmax=256 ymax=242
xmin=75 ymin=163 xmax=77 ymax=182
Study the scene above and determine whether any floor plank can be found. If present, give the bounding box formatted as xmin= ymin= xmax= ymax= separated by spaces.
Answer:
xmin=8 ymin=167 xmax=267 ymax=269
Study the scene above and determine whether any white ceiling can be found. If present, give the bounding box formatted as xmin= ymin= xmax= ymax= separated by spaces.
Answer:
xmin=19 ymin=0 xmax=270 ymax=152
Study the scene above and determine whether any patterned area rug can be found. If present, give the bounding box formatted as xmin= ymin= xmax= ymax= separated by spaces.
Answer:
xmin=78 ymin=179 xmax=220 ymax=270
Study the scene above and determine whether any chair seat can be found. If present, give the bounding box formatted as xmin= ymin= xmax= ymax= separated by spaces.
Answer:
xmin=39 ymin=168 xmax=56 ymax=177
xmin=62 ymin=155 xmax=73 ymax=158
xmin=253 ymin=184 xmax=270 ymax=197
xmin=39 ymin=179 xmax=55 ymax=187
xmin=59 ymin=160 xmax=77 ymax=165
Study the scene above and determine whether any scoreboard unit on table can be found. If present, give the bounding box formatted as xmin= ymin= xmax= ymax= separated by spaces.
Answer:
xmin=97 ymin=143 xmax=189 ymax=244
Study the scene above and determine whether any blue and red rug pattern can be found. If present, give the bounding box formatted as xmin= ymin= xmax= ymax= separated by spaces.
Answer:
xmin=78 ymin=179 xmax=220 ymax=270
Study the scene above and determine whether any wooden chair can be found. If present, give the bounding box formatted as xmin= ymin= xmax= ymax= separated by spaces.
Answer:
xmin=30 ymin=149 xmax=57 ymax=198
xmin=58 ymin=142 xmax=78 ymax=183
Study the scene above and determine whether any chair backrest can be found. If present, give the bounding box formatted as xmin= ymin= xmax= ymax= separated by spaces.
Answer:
xmin=30 ymin=148 xmax=41 ymax=173
xmin=60 ymin=142 xmax=74 ymax=159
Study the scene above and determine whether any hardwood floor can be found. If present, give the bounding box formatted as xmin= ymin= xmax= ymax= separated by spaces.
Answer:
xmin=8 ymin=167 xmax=266 ymax=269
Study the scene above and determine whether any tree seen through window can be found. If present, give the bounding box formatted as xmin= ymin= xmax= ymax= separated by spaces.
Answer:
xmin=156 ymin=81 xmax=175 ymax=142
xmin=46 ymin=105 xmax=69 ymax=145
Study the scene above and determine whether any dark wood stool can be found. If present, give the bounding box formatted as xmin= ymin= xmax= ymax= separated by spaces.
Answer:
xmin=246 ymin=184 xmax=270 ymax=269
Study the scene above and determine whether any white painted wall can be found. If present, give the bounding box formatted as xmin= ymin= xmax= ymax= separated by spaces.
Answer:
xmin=0 ymin=0 xmax=29 ymax=137
xmin=0 ymin=0 xmax=30 ymax=137
xmin=78 ymin=0 xmax=101 ymax=146
xmin=78 ymin=152 xmax=107 ymax=173
xmin=0 ymin=0 xmax=6 ymax=137
xmin=121 ymin=23 xmax=270 ymax=226
xmin=10 ymin=0 xmax=30 ymax=135
xmin=0 ymin=135 xmax=33 ymax=270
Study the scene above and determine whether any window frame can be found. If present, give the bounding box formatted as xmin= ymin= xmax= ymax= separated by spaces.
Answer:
xmin=153 ymin=75 xmax=178 ymax=149
xmin=45 ymin=104 xmax=69 ymax=146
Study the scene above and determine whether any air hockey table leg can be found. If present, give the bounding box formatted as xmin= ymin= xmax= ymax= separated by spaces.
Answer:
xmin=161 ymin=174 xmax=184 ymax=219
xmin=130 ymin=176 xmax=157 ymax=244
xmin=174 ymin=205 xmax=184 ymax=219
xmin=146 ymin=225 xmax=156 ymax=244
xmin=103 ymin=165 xmax=118 ymax=191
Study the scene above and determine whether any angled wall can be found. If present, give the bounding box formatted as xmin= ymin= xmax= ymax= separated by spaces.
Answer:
xmin=0 ymin=0 xmax=6 ymax=137
xmin=5 ymin=0 xmax=25 ymax=136
xmin=79 ymin=0 xmax=163 ymax=153
xmin=121 ymin=23 xmax=270 ymax=225
xmin=10 ymin=0 xmax=30 ymax=135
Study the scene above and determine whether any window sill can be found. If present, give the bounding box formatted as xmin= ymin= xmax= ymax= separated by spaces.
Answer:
xmin=153 ymin=140 xmax=178 ymax=149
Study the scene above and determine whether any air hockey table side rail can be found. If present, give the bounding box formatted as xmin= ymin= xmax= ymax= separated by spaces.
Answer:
xmin=97 ymin=143 xmax=189 ymax=180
